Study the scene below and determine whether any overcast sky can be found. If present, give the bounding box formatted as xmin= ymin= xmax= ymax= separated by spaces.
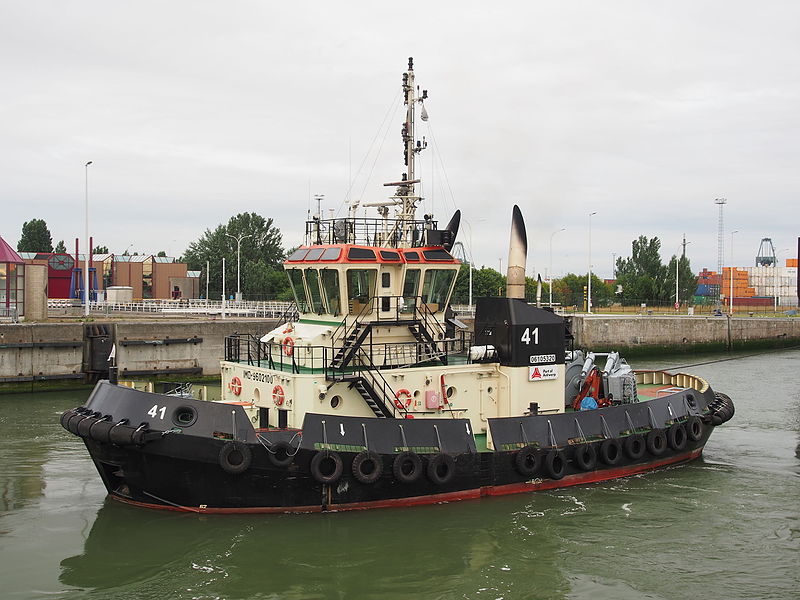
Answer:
xmin=2 ymin=1 xmax=798 ymax=278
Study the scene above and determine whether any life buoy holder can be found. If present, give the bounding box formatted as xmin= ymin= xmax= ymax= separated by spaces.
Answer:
xmin=283 ymin=337 xmax=295 ymax=356
xmin=272 ymin=385 xmax=285 ymax=406
xmin=229 ymin=376 xmax=242 ymax=396
xmin=394 ymin=389 xmax=413 ymax=410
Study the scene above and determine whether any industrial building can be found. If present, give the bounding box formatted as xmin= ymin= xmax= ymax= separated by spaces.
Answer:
xmin=16 ymin=251 xmax=200 ymax=302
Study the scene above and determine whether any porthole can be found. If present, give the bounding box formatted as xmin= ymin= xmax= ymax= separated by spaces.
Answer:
xmin=487 ymin=386 xmax=494 ymax=394
xmin=446 ymin=386 xmax=456 ymax=398
xmin=172 ymin=406 xmax=197 ymax=428
xmin=330 ymin=395 xmax=342 ymax=409
xmin=413 ymin=389 xmax=421 ymax=397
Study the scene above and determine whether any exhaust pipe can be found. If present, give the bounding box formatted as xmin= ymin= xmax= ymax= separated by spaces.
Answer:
xmin=506 ymin=205 xmax=527 ymax=299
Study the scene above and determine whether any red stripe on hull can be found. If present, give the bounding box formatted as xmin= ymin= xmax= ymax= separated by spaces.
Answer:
xmin=110 ymin=447 xmax=703 ymax=514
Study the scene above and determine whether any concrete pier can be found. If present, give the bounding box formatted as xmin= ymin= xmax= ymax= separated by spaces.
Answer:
xmin=569 ymin=314 xmax=799 ymax=354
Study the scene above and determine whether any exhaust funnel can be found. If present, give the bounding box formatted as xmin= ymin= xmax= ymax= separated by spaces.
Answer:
xmin=506 ymin=205 xmax=527 ymax=299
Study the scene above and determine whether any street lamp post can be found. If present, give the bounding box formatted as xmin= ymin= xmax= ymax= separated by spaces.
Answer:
xmin=221 ymin=257 xmax=226 ymax=319
xmin=588 ymin=212 xmax=597 ymax=314
xmin=549 ymin=228 xmax=565 ymax=306
xmin=729 ymin=230 xmax=738 ymax=316
xmin=225 ymin=232 xmax=253 ymax=301
xmin=676 ymin=239 xmax=691 ymax=313
xmin=84 ymin=161 xmax=92 ymax=316
xmin=451 ymin=241 xmax=473 ymax=310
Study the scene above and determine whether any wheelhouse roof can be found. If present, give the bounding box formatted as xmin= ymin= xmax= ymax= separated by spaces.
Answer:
xmin=284 ymin=244 xmax=459 ymax=265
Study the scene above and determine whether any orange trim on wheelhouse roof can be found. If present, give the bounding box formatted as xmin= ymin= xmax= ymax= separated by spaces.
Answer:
xmin=283 ymin=244 xmax=459 ymax=265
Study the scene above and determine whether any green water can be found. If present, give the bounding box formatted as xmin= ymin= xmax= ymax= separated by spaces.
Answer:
xmin=0 ymin=349 xmax=798 ymax=600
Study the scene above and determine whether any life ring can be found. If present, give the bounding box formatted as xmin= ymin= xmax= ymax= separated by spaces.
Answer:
xmin=310 ymin=451 xmax=343 ymax=484
xmin=351 ymin=450 xmax=383 ymax=484
xmin=573 ymin=443 xmax=596 ymax=471
xmin=427 ymin=453 xmax=455 ymax=485
xmin=544 ymin=449 xmax=566 ymax=480
xmin=393 ymin=451 xmax=422 ymax=483
xmin=283 ymin=337 xmax=295 ymax=356
xmin=394 ymin=389 xmax=413 ymax=410
xmin=624 ymin=434 xmax=646 ymax=460
xmin=599 ymin=438 xmax=622 ymax=465
xmin=267 ymin=440 xmax=294 ymax=468
xmin=646 ymin=429 xmax=667 ymax=456
xmin=272 ymin=385 xmax=285 ymax=406
xmin=686 ymin=416 xmax=704 ymax=442
xmin=667 ymin=423 xmax=687 ymax=451
xmin=219 ymin=441 xmax=252 ymax=475
xmin=229 ymin=376 xmax=242 ymax=396
xmin=514 ymin=444 xmax=540 ymax=476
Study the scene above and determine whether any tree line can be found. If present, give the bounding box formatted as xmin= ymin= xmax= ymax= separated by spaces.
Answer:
xmin=13 ymin=216 xmax=696 ymax=305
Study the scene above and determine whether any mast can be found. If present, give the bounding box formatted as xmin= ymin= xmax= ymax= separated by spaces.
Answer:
xmin=364 ymin=57 xmax=428 ymax=247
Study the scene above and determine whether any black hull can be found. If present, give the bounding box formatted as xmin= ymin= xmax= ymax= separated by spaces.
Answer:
xmin=62 ymin=381 xmax=733 ymax=514
xmin=88 ymin=438 xmax=710 ymax=514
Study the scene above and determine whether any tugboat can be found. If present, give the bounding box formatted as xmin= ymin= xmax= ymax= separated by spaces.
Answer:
xmin=61 ymin=58 xmax=735 ymax=513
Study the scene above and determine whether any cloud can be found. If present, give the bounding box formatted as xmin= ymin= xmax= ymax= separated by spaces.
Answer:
xmin=1 ymin=1 xmax=798 ymax=276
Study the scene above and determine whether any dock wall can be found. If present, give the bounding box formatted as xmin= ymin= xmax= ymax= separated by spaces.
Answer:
xmin=569 ymin=315 xmax=800 ymax=354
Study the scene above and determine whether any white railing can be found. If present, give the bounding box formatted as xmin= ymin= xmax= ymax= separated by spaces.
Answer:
xmin=47 ymin=298 xmax=293 ymax=318
xmin=0 ymin=307 xmax=20 ymax=322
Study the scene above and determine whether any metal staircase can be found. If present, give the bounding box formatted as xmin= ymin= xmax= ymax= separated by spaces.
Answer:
xmin=330 ymin=322 xmax=371 ymax=370
xmin=329 ymin=348 xmax=404 ymax=418
xmin=407 ymin=321 xmax=446 ymax=365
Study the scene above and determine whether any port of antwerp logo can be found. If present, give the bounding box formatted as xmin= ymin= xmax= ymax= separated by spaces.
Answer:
xmin=529 ymin=365 xmax=558 ymax=382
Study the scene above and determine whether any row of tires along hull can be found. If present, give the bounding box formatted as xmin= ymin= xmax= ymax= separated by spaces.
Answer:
xmin=251 ymin=416 xmax=707 ymax=486
xmin=63 ymin=405 xmax=711 ymax=493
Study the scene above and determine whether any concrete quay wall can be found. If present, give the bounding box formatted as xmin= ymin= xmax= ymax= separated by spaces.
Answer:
xmin=0 ymin=319 xmax=277 ymax=388
xmin=0 ymin=323 xmax=85 ymax=382
xmin=570 ymin=315 xmax=800 ymax=353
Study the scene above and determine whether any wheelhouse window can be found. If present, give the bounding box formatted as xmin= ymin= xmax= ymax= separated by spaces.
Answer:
xmin=421 ymin=268 xmax=456 ymax=313
xmin=346 ymin=269 xmax=376 ymax=315
xmin=286 ymin=268 xmax=310 ymax=311
xmin=305 ymin=269 xmax=325 ymax=314
xmin=401 ymin=269 xmax=420 ymax=313
xmin=320 ymin=269 xmax=341 ymax=316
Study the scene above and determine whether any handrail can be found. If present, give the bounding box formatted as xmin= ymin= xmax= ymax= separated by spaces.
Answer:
xmin=277 ymin=300 xmax=300 ymax=326
xmin=352 ymin=347 xmax=404 ymax=418
xmin=305 ymin=216 xmax=436 ymax=247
